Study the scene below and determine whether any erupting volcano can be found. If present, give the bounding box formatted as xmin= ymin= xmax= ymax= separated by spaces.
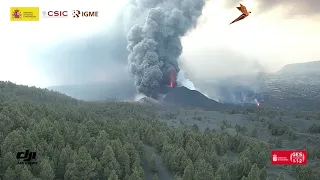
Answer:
xmin=126 ymin=0 xmax=206 ymax=99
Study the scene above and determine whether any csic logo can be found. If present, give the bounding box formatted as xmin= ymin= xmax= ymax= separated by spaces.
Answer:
xmin=16 ymin=150 xmax=38 ymax=165
xmin=42 ymin=10 xmax=68 ymax=18
xmin=72 ymin=10 xmax=98 ymax=18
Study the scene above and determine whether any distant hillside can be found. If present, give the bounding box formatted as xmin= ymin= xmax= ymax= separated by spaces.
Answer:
xmin=277 ymin=61 xmax=320 ymax=75
xmin=0 ymin=81 xmax=79 ymax=104
xmin=193 ymin=71 xmax=320 ymax=110
xmin=49 ymin=80 xmax=136 ymax=101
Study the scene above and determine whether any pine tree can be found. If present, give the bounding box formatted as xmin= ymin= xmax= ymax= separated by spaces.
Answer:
xmin=4 ymin=167 xmax=16 ymax=180
xmin=237 ymin=157 xmax=252 ymax=178
xmin=64 ymin=163 xmax=78 ymax=180
xmin=2 ymin=152 xmax=15 ymax=171
xmin=180 ymin=157 xmax=193 ymax=175
xmin=75 ymin=146 xmax=97 ymax=179
xmin=111 ymin=139 xmax=130 ymax=178
xmin=150 ymin=152 xmax=157 ymax=172
xmin=1 ymin=131 xmax=24 ymax=156
xmin=259 ymin=167 xmax=267 ymax=180
xmin=39 ymin=159 xmax=55 ymax=180
xmin=152 ymin=173 xmax=159 ymax=180
xmin=240 ymin=176 xmax=247 ymax=180
xmin=57 ymin=145 xmax=73 ymax=179
xmin=296 ymin=165 xmax=312 ymax=180
xmin=194 ymin=147 xmax=205 ymax=162
xmin=172 ymin=148 xmax=188 ymax=173
xmin=277 ymin=171 xmax=284 ymax=180
xmin=94 ymin=130 xmax=109 ymax=158
xmin=75 ymin=125 xmax=90 ymax=148
xmin=251 ymin=128 xmax=259 ymax=138
xmin=20 ymin=168 xmax=35 ymax=180
xmin=215 ymin=175 xmax=222 ymax=180
xmin=193 ymin=159 xmax=215 ymax=180
xmin=173 ymin=175 xmax=182 ymax=180
xmin=257 ymin=151 xmax=267 ymax=168
xmin=101 ymin=145 xmax=120 ymax=178
xmin=247 ymin=163 xmax=260 ymax=180
xmin=192 ymin=124 xmax=199 ymax=132
xmin=205 ymin=151 xmax=218 ymax=170
xmin=221 ymin=154 xmax=229 ymax=166
xmin=124 ymin=142 xmax=138 ymax=169
xmin=128 ymin=170 xmax=143 ymax=180
xmin=118 ymin=147 xmax=131 ymax=177
xmin=234 ymin=157 xmax=252 ymax=179
xmin=235 ymin=124 xmax=242 ymax=135
xmin=182 ymin=163 xmax=194 ymax=180
xmin=14 ymin=165 xmax=34 ymax=180
xmin=108 ymin=170 xmax=119 ymax=180
xmin=243 ymin=157 xmax=252 ymax=176
xmin=215 ymin=164 xmax=231 ymax=180
xmin=52 ymin=130 xmax=65 ymax=150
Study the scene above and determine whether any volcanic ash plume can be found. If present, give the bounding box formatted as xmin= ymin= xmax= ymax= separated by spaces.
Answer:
xmin=126 ymin=0 xmax=206 ymax=99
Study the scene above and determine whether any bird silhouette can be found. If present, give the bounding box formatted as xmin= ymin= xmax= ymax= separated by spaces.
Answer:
xmin=230 ymin=4 xmax=251 ymax=25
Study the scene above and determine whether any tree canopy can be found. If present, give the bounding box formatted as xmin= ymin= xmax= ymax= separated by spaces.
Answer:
xmin=0 ymin=81 xmax=317 ymax=180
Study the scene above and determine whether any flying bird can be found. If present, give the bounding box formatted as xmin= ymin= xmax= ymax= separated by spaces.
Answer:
xmin=230 ymin=4 xmax=251 ymax=25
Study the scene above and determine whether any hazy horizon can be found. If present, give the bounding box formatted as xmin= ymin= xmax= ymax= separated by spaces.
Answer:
xmin=1 ymin=0 xmax=319 ymax=88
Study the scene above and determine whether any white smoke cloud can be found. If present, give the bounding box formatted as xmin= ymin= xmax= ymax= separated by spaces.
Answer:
xmin=177 ymin=70 xmax=196 ymax=90
xmin=177 ymin=70 xmax=211 ymax=99
xmin=134 ymin=93 xmax=146 ymax=101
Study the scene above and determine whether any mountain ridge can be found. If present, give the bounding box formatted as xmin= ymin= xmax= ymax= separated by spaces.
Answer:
xmin=277 ymin=60 xmax=320 ymax=75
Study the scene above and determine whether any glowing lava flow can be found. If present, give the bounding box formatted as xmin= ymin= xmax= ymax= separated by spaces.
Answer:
xmin=169 ymin=69 xmax=175 ymax=88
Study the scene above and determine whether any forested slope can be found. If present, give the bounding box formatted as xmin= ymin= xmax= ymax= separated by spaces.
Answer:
xmin=0 ymin=81 xmax=316 ymax=180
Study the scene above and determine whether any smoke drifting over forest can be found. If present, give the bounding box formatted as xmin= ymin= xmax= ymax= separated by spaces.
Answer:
xmin=126 ymin=0 xmax=206 ymax=98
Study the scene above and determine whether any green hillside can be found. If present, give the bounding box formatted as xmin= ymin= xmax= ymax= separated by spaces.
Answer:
xmin=0 ymin=81 xmax=318 ymax=180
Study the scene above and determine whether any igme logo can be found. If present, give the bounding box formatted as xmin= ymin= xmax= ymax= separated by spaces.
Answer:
xmin=72 ymin=10 xmax=98 ymax=18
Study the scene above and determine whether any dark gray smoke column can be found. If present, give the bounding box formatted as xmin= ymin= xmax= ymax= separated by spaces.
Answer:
xmin=127 ymin=0 xmax=206 ymax=99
